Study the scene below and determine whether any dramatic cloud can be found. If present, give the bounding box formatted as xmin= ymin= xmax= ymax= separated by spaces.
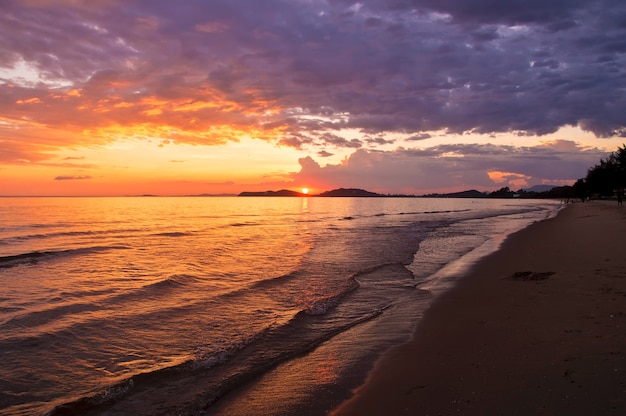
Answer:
xmin=1 ymin=0 xmax=624 ymax=149
xmin=1 ymin=0 xmax=624 ymax=194
xmin=292 ymin=141 xmax=609 ymax=193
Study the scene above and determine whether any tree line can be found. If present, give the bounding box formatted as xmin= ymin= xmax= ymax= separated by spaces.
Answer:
xmin=573 ymin=144 xmax=626 ymax=201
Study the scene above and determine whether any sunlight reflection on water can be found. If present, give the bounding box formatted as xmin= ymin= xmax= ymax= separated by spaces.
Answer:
xmin=0 ymin=196 xmax=562 ymax=415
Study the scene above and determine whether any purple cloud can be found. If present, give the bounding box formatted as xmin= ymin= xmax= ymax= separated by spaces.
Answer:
xmin=0 ymin=0 xmax=624 ymax=154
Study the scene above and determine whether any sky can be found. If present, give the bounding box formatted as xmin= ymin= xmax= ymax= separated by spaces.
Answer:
xmin=1 ymin=0 xmax=625 ymax=196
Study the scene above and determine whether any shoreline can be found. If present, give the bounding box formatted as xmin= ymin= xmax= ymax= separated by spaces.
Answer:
xmin=332 ymin=201 xmax=626 ymax=415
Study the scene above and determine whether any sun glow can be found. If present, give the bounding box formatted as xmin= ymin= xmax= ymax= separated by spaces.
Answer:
xmin=301 ymin=188 xmax=309 ymax=194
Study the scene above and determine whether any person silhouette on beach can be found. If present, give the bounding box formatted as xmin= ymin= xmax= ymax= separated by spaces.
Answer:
xmin=617 ymin=189 xmax=624 ymax=206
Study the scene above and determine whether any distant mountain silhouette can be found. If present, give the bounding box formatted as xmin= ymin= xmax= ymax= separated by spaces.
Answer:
xmin=317 ymin=188 xmax=382 ymax=197
xmin=238 ymin=186 xmax=569 ymax=199
xmin=238 ymin=188 xmax=383 ymax=197
xmin=523 ymin=184 xmax=556 ymax=193
xmin=238 ymin=189 xmax=303 ymax=197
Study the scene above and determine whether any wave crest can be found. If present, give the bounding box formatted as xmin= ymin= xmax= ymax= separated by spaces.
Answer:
xmin=0 ymin=246 xmax=130 ymax=269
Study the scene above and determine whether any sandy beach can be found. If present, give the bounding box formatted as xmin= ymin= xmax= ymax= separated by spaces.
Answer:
xmin=333 ymin=201 xmax=626 ymax=416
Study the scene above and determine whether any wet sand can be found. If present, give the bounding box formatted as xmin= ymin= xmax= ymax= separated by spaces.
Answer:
xmin=332 ymin=201 xmax=626 ymax=415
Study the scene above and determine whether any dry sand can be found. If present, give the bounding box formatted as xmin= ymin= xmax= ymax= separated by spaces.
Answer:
xmin=332 ymin=201 xmax=626 ymax=415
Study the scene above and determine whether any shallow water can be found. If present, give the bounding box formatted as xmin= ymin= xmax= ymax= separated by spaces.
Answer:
xmin=0 ymin=196 xmax=561 ymax=415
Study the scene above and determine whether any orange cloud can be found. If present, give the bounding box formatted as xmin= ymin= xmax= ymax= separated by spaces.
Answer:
xmin=16 ymin=97 xmax=42 ymax=104
xmin=487 ymin=170 xmax=531 ymax=188
xmin=142 ymin=108 xmax=163 ymax=116
xmin=1 ymin=78 xmax=290 ymax=154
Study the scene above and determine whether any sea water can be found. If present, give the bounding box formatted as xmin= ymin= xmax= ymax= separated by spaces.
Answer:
xmin=0 ymin=196 xmax=561 ymax=415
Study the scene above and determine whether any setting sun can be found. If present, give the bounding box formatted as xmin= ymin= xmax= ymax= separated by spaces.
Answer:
xmin=301 ymin=188 xmax=309 ymax=194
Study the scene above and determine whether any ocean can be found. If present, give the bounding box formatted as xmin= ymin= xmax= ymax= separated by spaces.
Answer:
xmin=0 ymin=196 xmax=561 ymax=416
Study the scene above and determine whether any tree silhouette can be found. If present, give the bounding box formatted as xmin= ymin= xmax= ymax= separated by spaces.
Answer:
xmin=489 ymin=187 xmax=515 ymax=198
xmin=585 ymin=145 xmax=626 ymax=198
xmin=572 ymin=178 xmax=588 ymax=202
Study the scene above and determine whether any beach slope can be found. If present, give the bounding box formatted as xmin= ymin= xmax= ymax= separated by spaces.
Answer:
xmin=333 ymin=201 xmax=626 ymax=415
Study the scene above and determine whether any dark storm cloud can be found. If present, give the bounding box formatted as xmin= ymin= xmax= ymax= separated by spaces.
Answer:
xmin=1 ymin=0 xmax=625 ymax=151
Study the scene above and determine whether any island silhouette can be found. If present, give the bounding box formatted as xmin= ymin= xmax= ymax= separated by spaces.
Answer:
xmin=238 ymin=188 xmax=381 ymax=197
xmin=238 ymin=186 xmax=579 ymax=199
